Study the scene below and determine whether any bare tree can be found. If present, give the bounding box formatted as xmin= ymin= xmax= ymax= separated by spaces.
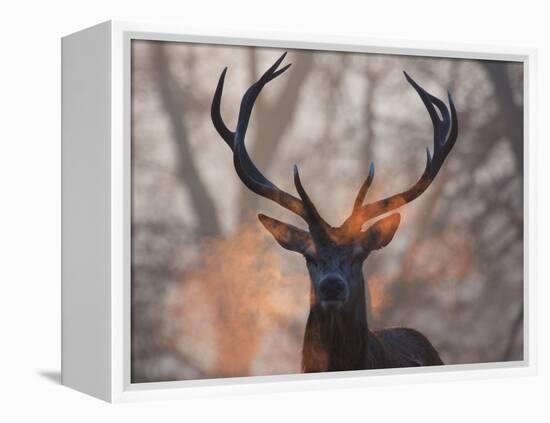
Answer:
xmin=153 ymin=44 xmax=222 ymax=238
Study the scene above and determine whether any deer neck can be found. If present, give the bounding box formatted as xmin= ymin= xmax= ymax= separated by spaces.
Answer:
xmin=301 ymin=272 xmax=371 ymax=372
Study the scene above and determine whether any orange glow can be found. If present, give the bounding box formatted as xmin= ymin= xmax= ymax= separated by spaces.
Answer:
xmin=163 ymin=223 xmax=308 ymax=378
xmin=368 ymin=275 xmax=389 ymax=318
xmin=162 ymin=221 xmax=474 ymax=378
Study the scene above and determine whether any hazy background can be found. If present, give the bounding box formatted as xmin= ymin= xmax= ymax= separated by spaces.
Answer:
xmin=130 ymin=40 xmax=523 ymax=383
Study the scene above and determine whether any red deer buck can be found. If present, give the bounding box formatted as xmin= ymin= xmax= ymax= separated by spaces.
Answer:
xmin=211 ymin=53 xmax=457 ymax=372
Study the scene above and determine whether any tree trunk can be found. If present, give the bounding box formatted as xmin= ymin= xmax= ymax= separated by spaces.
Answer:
xmin=153 ymin=45 xmax=222 ymax=239
xmin=481 ymin=61 xmax=524 ymax=172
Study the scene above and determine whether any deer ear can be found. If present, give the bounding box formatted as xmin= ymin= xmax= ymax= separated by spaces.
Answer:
xmin=361 ymin=213 xmax=401 ymax=251
xmin=258 ymin=214 xmax=312 ymax=254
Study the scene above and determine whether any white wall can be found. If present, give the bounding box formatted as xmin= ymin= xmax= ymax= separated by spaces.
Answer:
xmin=0 ymin=0 xmax=547 ymax=421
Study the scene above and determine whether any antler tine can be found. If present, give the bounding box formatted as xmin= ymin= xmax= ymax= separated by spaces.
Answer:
xmin=403 ymin=71 xmax=456 ymax=178
xmin=293 ymin=165 xmax=331 ymax=233
xmin=340 ymin=162 xmax=374 ymax=233
xmin=342 ymin=72 xmax=458 ymax=230
xmin=212 ymin=66 xmax=271 ymax=188
xmin=213 ymin=52 xmax=323 ymax=224
xmin=211 ymin=67 xmax=234 ymax=148
xmin=211 ymin=53 xmax=291 ymax=148
xmin=232 ymin=53 xmax=310 ymax=220
xmin=234 ymin=52 xmax=290 ymax=142
xmin=352 ymin=162 xmax=375 ymax=212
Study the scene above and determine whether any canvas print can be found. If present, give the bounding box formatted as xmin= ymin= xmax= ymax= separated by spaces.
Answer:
xmin=130 ymin=40 xmax=524 ymax=382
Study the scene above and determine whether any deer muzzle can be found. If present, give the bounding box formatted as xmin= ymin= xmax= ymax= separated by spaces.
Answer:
xmin=318 ymin=274 xmax=349 ymax=311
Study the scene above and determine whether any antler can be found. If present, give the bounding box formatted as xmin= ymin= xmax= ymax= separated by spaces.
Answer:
xmin=211 ymin=52 xmax=331 ymax=234
xmin=213 ymin=54 xmax=458 ymax=240
xmin=342 ymin=71 xmax=458 ymax=233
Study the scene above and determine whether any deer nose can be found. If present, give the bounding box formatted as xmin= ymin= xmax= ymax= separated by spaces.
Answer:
xmin=319 ymin=275 xmax=347 ymax=302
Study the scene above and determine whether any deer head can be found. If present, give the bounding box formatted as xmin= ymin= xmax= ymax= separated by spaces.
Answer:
xmin=211 ymin=52 xmax=458 ymax=313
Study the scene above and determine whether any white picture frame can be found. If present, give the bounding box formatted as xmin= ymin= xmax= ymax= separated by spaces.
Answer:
xmin=61 ymin=20 xmax=537 ymax=402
